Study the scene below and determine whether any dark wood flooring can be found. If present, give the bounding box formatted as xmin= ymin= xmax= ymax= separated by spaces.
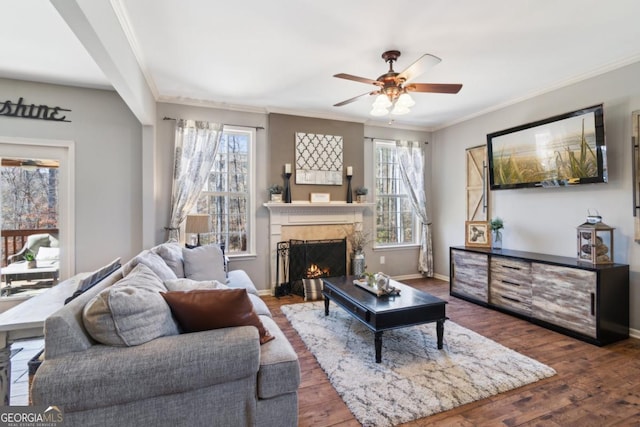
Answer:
xmin=263 ymin=277 xmax=640 ymax=426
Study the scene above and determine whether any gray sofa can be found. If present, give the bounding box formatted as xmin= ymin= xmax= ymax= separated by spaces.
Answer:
xmin=30 ymin=242 xmax=300 ymax=427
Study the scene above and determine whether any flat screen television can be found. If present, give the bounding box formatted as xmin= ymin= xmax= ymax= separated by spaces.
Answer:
xmin=487 ymin=104 xmax=607 ymax=190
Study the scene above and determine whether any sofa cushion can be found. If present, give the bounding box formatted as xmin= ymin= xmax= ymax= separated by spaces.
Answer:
xmin=182 ymin=244 xmax=226 ymax=283
xmin=64 ymin=258 xmax=122 ymax=304
xmin=36 ymin=246 xmax=59 ymax=261
xmin=123 ymin=250 xmax=178 ymax=281
xmin=161 ymin=289 xmax=274 ymax=345
xmin=164 ymin=278 xmax=228 ymax=292
xmin=226 ymin=269 xmax=259 ymax=296
xmin=256 ymin=315 xmax=301 ymax=399
xmin=152 ymin=242 xmax=185 ymax=278
xmin=83 ymin=263 xmax=179 ymax=346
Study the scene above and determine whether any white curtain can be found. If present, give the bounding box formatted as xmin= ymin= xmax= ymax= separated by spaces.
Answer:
xmin=396 ymin=140 xmax=433 ymax=276
xmin=166 ymin=119 xmax=224 ymax=241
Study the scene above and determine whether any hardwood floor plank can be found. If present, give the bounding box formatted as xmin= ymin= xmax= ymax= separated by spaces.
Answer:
xmin=263 ymin=277 xmax=640 ymax=426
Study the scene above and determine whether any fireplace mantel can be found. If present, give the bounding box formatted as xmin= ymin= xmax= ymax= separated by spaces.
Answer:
xmin=264 ymin=201 xmax=374 ymax=218
xmin=264 ymin=202 xmax=374 ymax=292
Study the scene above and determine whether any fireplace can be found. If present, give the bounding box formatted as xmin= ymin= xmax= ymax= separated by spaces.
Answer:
xmin=264 ymin=202 xmax=372 ymax=294
xmin=276 ymin=238 xmax=346 ymax=296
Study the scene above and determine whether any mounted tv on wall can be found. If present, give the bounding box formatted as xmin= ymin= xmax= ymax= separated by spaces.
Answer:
xmin=487 ymin=104 xmax=607 ymax=190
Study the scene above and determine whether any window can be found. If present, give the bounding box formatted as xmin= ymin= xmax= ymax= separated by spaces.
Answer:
xmin=374 ymin=140 xmax=418 ymax=247
xmin=196 ymin=127 xmax=255 ymax=255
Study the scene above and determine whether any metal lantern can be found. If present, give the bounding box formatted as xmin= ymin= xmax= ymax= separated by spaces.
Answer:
xmin=577 ymin=216 xmax=614 ymax=264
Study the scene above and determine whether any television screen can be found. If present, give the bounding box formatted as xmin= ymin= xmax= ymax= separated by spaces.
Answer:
xmin=487 ymin=104 xmax=607 ymax=190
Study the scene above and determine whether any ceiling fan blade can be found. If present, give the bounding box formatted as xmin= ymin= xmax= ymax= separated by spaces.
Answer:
xmin=333 ymin=91 xmax=379 ymax=107
xmin=334 ymin=73 xmax=383 ymax=86
xmin=397 ymin=54 xmax=441 ymax=83
xmin=406 ymin=83 xmax=463 ymax=94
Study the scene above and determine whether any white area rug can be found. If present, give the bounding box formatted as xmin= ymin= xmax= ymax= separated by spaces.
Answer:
xmin=282 ymin=301 xmax=556 ymax=426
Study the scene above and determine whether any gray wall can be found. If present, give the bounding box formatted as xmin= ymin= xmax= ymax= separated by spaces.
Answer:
xmin=0 ymin=78 xmax=142 ymax=273
xmin=431 ymin=61 xmax=640 ymax=329
xmin=268 ymin=113 xmax=364 ymax=202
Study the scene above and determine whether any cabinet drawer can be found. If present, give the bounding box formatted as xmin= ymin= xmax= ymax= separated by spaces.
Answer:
xmin=491 ymin=257 xmax=531 ymax=285
xmin=490 ymin=291 xmax=532 ymax=316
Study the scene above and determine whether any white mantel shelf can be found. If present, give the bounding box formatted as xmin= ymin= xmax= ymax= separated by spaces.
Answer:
xmin=263 ymin=201 xmax=374 ymax=212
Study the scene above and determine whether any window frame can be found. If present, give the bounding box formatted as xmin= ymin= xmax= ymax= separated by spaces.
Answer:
xmin=196 ymin=126 xmax=256 ymax=258
xmin=373 ymin=139 xmax=420 ymax=249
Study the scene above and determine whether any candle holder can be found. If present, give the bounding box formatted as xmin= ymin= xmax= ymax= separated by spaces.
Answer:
xmin=283 ymin=172 xmax=292 ymax=203
xmin=346 ymin=175 xmax=353 ymax=203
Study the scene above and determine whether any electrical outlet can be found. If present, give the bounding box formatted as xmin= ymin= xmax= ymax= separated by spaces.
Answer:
xmin=380 ymin=256 xmax=385 ymax=264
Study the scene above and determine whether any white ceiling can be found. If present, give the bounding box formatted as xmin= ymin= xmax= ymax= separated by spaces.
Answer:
xmin=2 ymin=0 xmax=640 ymax=130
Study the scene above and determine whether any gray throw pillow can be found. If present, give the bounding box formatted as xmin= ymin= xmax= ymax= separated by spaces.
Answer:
xmin=153 ymin=242 xmax=185 ymax=278
xmin=83 ymin=263 xmax=179 ymax=346
xmin=182 ymin=244 xmax=226 ymax=283
xmin=123 ymin=250 xmax=177 ymax=281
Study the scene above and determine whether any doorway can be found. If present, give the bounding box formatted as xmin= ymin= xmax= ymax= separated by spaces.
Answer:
xmin=0 ymin=138 xmax=75 ymax=295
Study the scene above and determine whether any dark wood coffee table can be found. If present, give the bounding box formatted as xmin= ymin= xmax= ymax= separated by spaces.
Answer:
xmin=322 ymin=275 xmax=447 ymax=363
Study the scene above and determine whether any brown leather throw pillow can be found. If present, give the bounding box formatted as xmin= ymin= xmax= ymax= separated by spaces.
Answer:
xmin=161 ymin=288 xmax=274 ymax=345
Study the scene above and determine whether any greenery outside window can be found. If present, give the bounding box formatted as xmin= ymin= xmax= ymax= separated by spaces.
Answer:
xmin=195 ymin=127 xmax=255 ymax=255
xmin=374 ymin=140 xmax=418 ymax=247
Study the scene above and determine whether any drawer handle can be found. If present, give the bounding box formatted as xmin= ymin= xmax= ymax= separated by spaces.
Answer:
xmin=502 ymin=265 xmax=522 ymax=270
xmin=502 ymin=295 xmax=522 ymax=303
xmin=591 ymin=293 xmax=595 ymax=316
xmin=502 ymin=280 xmax=521 ymax=287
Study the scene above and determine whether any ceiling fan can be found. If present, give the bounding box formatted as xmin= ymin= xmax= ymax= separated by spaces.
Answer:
xmin=333 ymin=50 xmax=462 ymax=116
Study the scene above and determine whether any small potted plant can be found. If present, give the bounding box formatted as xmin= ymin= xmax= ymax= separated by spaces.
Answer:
xmin=355 ymin=186 xmax=368 ymax=203
xmin=490 ymin=217 xmax=504 ymax=250
xmin=24 ymin=250 xmax=37 ymax=269
xmin=268 ymin=184 xmax=284 ymax=202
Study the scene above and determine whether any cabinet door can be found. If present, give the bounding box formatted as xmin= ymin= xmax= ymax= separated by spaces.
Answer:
xmin=531 ymin=263 xmax=597 ymax=337
xmin=451 ymin=249 xmax=488 ymax=302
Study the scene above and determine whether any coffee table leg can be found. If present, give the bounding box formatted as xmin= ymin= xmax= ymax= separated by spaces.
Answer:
xmin=436 ymin=319 xmax=445 ymax=349
xmin=324 ymin=297 xmax=329 ymax=316
xmin=374 ymin=331 xmax=383 ymax=363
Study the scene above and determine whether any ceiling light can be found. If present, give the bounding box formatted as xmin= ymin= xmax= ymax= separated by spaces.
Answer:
xmin=396 ymin=92 xmax=415 ymax=108
xmin=370 ymin=106 xmax=389 ymax=116
xmin=372 ymin=94 xmax=392 ymax=108
xmin=391 ymin=104 xmax=411 ymax=115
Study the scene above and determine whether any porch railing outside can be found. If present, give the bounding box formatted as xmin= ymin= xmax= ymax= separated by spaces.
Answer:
xmin=1 ymin=229 xmax=59 ymax=267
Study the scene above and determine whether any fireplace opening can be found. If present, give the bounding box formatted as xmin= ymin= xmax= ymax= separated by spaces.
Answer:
xmin=275 ymin=238 xmax=346 ymax=297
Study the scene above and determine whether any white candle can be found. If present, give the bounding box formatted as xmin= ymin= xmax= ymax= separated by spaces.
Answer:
xmin=347 ymin=166 xmax=353 ymax=176
xmin=285 ymin=163 xmax=291 ymax=174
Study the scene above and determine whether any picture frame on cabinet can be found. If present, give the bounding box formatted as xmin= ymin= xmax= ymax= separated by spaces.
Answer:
xmin=465 ymin=221 xmax=491 ymax=248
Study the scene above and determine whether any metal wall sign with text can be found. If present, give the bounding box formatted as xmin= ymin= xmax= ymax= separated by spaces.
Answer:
xmin=0 ymin=97 xmax=71 ymax=122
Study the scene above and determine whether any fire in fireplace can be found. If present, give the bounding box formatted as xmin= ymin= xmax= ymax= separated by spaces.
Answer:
xmin=276 ymin=238 xmax=347 ymax=296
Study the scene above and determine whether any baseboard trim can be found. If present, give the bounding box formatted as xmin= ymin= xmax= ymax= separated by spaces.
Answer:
xmin=630 ymin=328 xmax=640 ymax=340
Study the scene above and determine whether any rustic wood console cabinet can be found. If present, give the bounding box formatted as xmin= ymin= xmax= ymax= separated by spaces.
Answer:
xmin=450 ymin=246 xmax=629 ymax=346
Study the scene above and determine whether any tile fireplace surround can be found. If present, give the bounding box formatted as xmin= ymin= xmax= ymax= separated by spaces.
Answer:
xmin=264 ymin=202 xmax=374 ymax=294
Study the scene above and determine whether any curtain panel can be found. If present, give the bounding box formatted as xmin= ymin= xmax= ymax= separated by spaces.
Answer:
xmin=166 ymin=119 xmax=224 ymax=241
xmin=396 ymin=140 xmax=433 ymax=276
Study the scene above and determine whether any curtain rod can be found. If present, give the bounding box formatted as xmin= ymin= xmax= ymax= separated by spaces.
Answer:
xmin=162 ymin=116 xmax=264 ymax=130
xmin=364 ymin=136 xmax=428 ymax=144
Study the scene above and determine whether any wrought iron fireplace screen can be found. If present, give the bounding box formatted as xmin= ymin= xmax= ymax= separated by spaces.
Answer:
xmin=276 ymin=238 xmax=346 ymax=296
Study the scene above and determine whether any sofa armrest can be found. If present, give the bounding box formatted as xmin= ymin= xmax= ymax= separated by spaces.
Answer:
xmin=32 ymin=326 xmax=261 ymax=412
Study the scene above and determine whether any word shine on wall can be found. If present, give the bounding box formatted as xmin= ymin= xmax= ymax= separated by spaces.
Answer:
xmin=0 ymin=97 xmax=71 ymax=122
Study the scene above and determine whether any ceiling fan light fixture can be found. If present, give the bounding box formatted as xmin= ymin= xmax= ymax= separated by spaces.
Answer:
xmin=391 ymin=104 xmax=411 ymax=115
xmin=396 ymin=92 xmax=415 ymax=108
xmin=372 ymin=94 xmax=392 ymax=108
